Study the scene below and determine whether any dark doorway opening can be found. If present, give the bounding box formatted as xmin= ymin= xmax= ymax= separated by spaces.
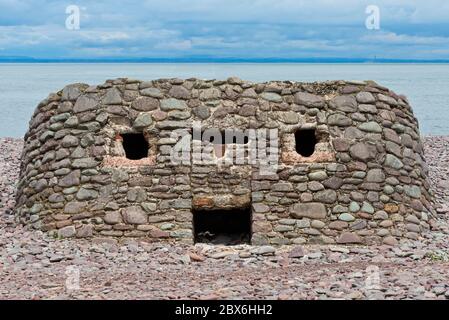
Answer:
xmin=193 ymin=207 xmax=252 ymax=245
xmin=295 ymin=129 xmax=317 ymax=157
xmin=121 ymin=133 xmax=149 ymax=160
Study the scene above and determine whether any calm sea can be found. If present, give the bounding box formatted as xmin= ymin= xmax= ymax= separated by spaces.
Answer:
xmin=0 ymin=63 xmax=448 ymax=137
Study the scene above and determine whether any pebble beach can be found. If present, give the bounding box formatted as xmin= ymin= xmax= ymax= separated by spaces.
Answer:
xmin=1 ymin=136 xmax=448 ymax=300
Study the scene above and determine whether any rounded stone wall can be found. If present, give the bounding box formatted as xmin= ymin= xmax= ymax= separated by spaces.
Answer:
xmin=15 ymin=77 xmax=434 ymax=245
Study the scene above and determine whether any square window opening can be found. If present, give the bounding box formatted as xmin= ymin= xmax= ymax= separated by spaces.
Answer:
xmin=193 ymin=129 xmax=249 ymax=145
xmin=295 ymin=129 xmax=317 ymax=157
xmin=193 ymin=129 xmax=249 ymax=158
xmin=121 ymin=133 xmax=149 ymax=160
xmin=193 ymin=207 xmax=252 ymax=245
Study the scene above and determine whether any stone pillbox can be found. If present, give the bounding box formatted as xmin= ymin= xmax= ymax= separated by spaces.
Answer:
xmin=15 ymin=77 xmax=434 ymax=245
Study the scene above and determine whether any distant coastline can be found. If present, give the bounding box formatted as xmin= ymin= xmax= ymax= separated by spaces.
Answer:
xmin=2 ymin=57 xmax=449 ymax=64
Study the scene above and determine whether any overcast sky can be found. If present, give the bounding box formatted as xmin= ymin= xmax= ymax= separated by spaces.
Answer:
xmin=1 ymin=0 xmax=449 ymax=60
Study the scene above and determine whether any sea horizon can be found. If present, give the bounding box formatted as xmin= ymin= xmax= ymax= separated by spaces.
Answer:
xmin=1 ymin=62 xmax=448 ymax=138
xmin=2 ymin=58 xmax=449 ymax=64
